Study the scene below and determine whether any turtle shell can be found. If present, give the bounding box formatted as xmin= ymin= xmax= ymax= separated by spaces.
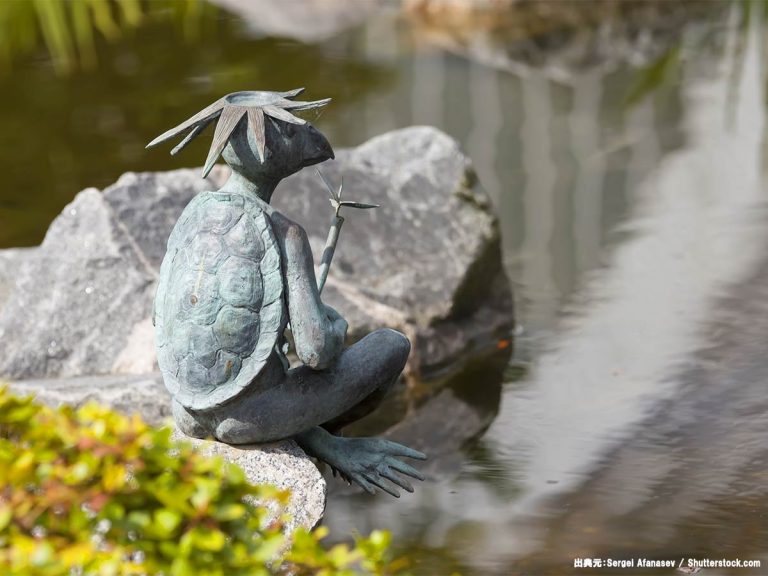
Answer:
xmin=154 ymin=191 xmax=286 ymax=410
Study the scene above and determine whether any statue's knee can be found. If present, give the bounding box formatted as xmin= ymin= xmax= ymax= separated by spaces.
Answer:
xmin=172 ymin=399 xmax=211 ymax=439
xmin=393 ymin=330 xmax=411 ymax=368
xmin=215 ymin=417 xmax=277 ymax=445
xmin=377 ymin=328 xmax=410 ymax=371
xmin=214 ymin=418 xmax=247 ymax=444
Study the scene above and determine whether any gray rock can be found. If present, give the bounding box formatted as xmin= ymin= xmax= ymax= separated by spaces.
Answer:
xmin=174 ymin=432 xmax=326 ymax=533
xmin=274 ymin=126 xmax=514 ymax=377
xmin=0 ymin=170 xmax=219 ymax=380
xmin=0 ymin=248 xmax=33 ymax=314
xmin=7 ymin=375 xmax=326 ymax=533
xmin=10 ymin=372 xmax=171 ymax=425
xmin=102 ymin=170 xmax=217 ymax=269
xmin=0 ymin=128 xmax=513 ymax=381
xmin=0 ymin=188 xmax=156 ymax=379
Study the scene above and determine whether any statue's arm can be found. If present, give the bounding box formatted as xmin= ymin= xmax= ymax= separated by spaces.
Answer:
xmin=271 ymin=212 xmax=347 ymax=370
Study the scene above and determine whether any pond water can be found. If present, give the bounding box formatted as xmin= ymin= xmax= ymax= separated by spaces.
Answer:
xmin=2 ymin=2 xmax=767 ymax=574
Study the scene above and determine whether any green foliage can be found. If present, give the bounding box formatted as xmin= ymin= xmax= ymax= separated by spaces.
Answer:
xmin=0 ymin=387 xmax=408 ymax=575
xmin=0 ymin=0 xmax=213 ymax=74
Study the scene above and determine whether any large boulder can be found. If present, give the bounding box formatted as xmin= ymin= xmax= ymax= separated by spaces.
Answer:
xmin=0 ymin=248 xmax=31 ymax=312
xmin=0 ymin=127 xmax=513 ymax=381
xmin=274 ymin=126 xmax=513 ymax=378
xmin=0 ymin=188 xmax=156 ymax=378
xmin=0 ymin=171 xmax=218 ymax=379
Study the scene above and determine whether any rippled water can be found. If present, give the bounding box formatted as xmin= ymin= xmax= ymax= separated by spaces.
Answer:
xmin=2 ymin=2 xmax=767 ymax=574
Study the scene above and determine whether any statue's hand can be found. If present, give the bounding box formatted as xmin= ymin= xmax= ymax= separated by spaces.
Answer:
xmin=328 ymin=437 xmax=426 ymax=498
xmin=324 ymin=303 xmax=343 ymax=322
xmin=324 ymin=304 xmax=348 ymax=345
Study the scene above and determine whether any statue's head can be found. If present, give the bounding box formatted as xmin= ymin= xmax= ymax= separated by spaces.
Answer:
xmin=146 ymin=89 xmax=334 ymax=185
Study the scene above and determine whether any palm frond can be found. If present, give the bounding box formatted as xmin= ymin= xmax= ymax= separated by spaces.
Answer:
xmin=146 ymin=98 xmax=225 ymax=149
xmin=263 ymin=105 xmax=306 ymax=125
xmin=281 ymin=97 xmax=332 ymax=111
xmin=278 ymin=87 xmax=305 ymax=99
xmin=203 ymin=105 xmax=247 ymax=177
xmin=247 ymin=107 xmax=266 ymax=162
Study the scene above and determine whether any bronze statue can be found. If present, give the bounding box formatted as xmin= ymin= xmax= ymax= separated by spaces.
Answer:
xmin=147 ymin=89 xmax=425 ymax=497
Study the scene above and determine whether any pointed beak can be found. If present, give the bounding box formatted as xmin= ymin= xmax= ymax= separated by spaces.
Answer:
xmin=304 ymin=124 xmax=335 ymax=165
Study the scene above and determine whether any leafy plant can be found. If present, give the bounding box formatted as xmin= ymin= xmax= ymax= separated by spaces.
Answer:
xmin=0 ymin=387 xmax=408 ymax=575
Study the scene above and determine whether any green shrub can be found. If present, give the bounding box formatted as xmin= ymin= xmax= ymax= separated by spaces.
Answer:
xmin=0 ymin=387 xmax=408 ymax=576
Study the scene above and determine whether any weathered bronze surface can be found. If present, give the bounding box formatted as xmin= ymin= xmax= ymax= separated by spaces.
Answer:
xmin=147 ymin=89 xmax=425 ymax=497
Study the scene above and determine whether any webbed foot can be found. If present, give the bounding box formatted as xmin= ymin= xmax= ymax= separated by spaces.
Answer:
xmin=296 ymin=427 xmax=426 ymax=497
xmin=327 ymin=437 xmax=426 ymax=497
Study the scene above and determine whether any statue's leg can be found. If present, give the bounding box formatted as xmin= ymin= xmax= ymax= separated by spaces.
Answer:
xmin=212 ymin=328 xmax=410 ymax=445
xmin=321 ymin=371 xmax=394 ymax=434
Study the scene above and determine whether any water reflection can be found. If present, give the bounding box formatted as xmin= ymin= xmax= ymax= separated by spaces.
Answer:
xmin=404 ymin=1 xmax=727 ymax=81
xmin=322 ymin=4 xmax=768 ymax=574
xmin=516 ymin=237 xmax=768 ymax=570
xmin=2 ymin=1 xmax=768 ymax=574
